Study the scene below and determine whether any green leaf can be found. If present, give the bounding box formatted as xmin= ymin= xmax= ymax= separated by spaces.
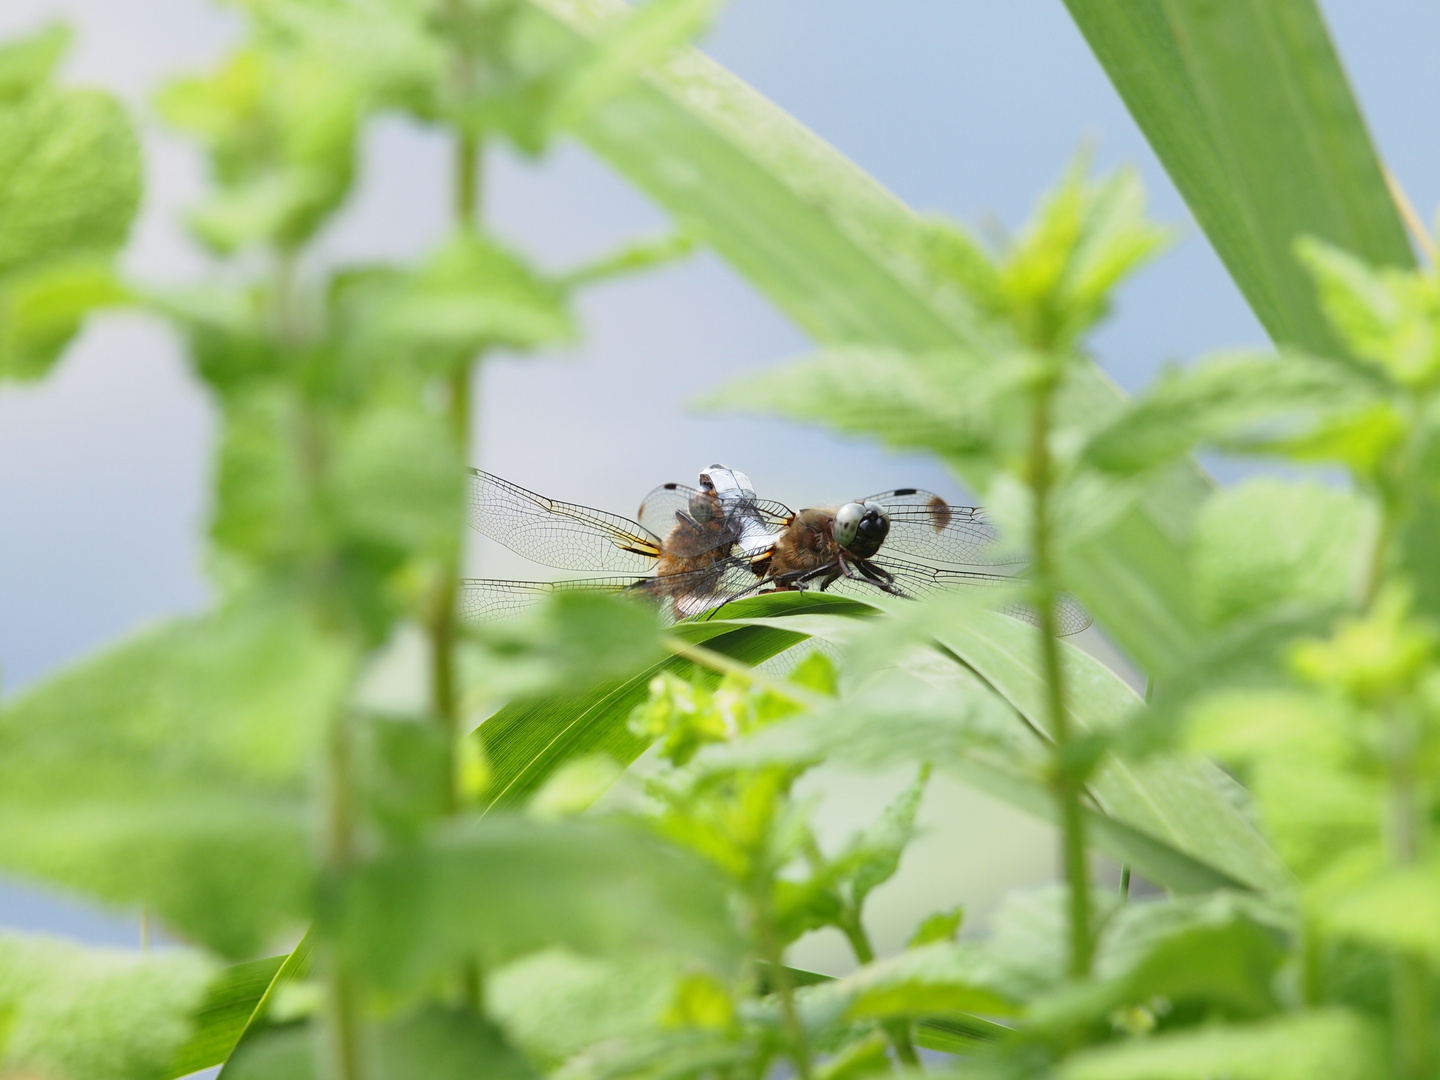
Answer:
xmin=0 ymin=932 xmax=214 ymax=1080
xmin=329 ymin=402 xmax=465 ymax=560
xmin=475 ymin=592 xmax=855 ymax=813
xmin=1082 ymin=351 xmax=1387 ymax=477
xmin=329 ymin=816 xmax=742 ymax=995
xmin=1034 ymin=893 xmax=1289 ymax=1028
xmin=467 ymin=590 xmax=668 ymax=700
xmin=1059 ymin=1008 xmax=1386 ymax=1080
xmin=0 ymin=596 xmax=356 ymax=957
xmin=1318 ymin=857 xmax=1440 ymax=966
xmin=0 ymin=258 xmax=130 ymax=380
xmin=934 ymin=610 xmax=1291 ymax=894
xmin=1190 ymin=478 xmax=1370 ymax=628
xmin=1064 ymin=0 xmax=1413 ymax=356
xmin=223 ymin=1008 xmax=538 ymax=1080
xmin=358 ymin=233 xmax=575 ymax=366
xmin=0 ymin=23 xmax=71 ymax=102
xmin=167 ymin=955 xmax=284 ymax=1078
xmin=834 ymin=943 xmax=1021 ymax=1022
xmin=908 ymin=907 xmax=964 ymax=949
xmin=841 ymin=766 xmax=928 ymax=910
xmin=214 ymin=933 xmax=315 ymax=1078
xmin=519 ymin=0 xmax=1215 ymax=675
xmin=0 ymin=87 xmax=140 ymax=279
xmin=550 ymin=0 xmax=721 ymax=131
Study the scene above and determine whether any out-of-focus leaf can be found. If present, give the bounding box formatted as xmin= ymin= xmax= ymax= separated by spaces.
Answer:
xmin=329 ymin=402 xmax=464 ymax=560
xmin=550 ymin=0 xmax=720 ymax=131
xmin=328 ymin=816 xmax=742 ymax=995
xmin=832 ymin=943 xmax=1021 ymax=1022
xmin=840 ymin=767 xmax=928 ymax=910
xmin=1064 ymin=0 xmax=1412 ymax=357
xmin=935 ymin=610 xmax=1290 ymax=894
xmin=1190 ymin=478 xmax=1370 ymax=628
xmin=489 ymin=949 xmax=682 ymax=1068
xmin=469 ymin=590 xmax=667 ymax=701
xmin=0 ymin=596 xmax=355 ymax=957
xmin=474 ymin=591 xmax=872 ymax=813
xmin=167 ymin=954 xmax=284 ymax=1078
xmin=908 ymin=907 xmax=964 ymax=948
xmin=358 ymin=233 xmax=575 ymax=367
xmin=1059 ymin=1008 xmax=1386 ymax=1080
xmin=224 ymin=1008 xmax=537 ymax=1080
xmin=0 ymin=258 xmax=130 ymax=379
xmin=157 ymin=48 xmax=358 ymax=252
xmin=0 ymin=88 xmax=139 ymax=279
xmin=0 ymin=23 xmax=70 ymax=102
xmin=1297 ymin=238 xmax=1440 ymax=388
xmin=558 ymin=229 xmax=695 ymax=290
xmin=0 ymin=932 xmax=214 ymax=1080
xmin=1317 ymin=857 xmax=1440 ymax=965
xmin=1082 ymin=351 xmax=1387 ymax=476
xmin=210 ymin=389 xmax=315 ymax=566
xmin=1033 ymin=893 xmax=1289 ymax=1028
xmin=520 ymin=0 xmax=1214 ymax=675
xmin=1399 ymin=410 xmax=1440 ymax=622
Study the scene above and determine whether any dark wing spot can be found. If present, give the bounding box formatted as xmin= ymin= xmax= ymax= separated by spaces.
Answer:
xmin=927 ymin=494 xmax=953 ymax=532
xmin=893 ymin=487 xmax=918 ymax=496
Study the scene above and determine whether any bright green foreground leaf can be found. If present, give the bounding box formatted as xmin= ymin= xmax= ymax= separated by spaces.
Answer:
xmin=1064 ymin=0 xmax=1412 ymax=356
xmin=0 ymin=29 xmax=140 ymax=380
xmin=475 ymin=591 xmax=869 ymax=812
xmin=167 ymin=954 xmax=284 ymax=1078
xmin=0 ymin=932 xmax=214 ymax=1080
xmin=1060 ymin=1008 xmax=1386 ymax=1080
xmin=328 ymin=816 xmax=742 ymax=995
xmin=519 ymin=0 xmax=1213 ymax=675
xmin=0 ymin=596 xmax=355 ymax=957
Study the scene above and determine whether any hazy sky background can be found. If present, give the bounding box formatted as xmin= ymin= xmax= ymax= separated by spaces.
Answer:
xmin=1 ymin=0 xmax=1437 ymax=974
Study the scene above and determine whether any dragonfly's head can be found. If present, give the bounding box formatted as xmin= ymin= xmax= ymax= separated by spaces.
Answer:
xmin=834 ymin=501 xmax=890 ymax=559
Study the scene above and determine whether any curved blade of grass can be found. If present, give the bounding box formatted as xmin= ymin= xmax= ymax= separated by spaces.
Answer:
xmin=166 ymin=954 xmax=284 ymax=1078
xmin=476 ymin=591 xmax=870 ymax=813
xmin=518 ymin=0 xmax=1209 ymax=675
xmin=212 ymin=933 xmax=315 ymax=1078
xmin=1063 ymin=0 xmax=1413 ymax=357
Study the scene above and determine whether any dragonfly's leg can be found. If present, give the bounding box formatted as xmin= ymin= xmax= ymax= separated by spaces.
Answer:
xmin=856 ymin=559 xmax=905 ymax=596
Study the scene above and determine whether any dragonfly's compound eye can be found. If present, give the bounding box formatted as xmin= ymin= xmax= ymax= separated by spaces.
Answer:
xmin=848 ymin=502 xmax=891 ymax=558
xmin=834 ymin=502 xmax=866 ymax=549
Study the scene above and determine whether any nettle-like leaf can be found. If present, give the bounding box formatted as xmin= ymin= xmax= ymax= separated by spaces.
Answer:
xmin=1189 ymin=478 xmax=1371 ymax=628
xmin=1298 ymin=237 xmax=1440 ymax=390
xmin=0 ymin=932 xmax=215 ymax=1080
xmin=327 ymin=816 xmax=743 ymax=995
xmin=1059 ymin=1008 xmax=1386 ymax=1080
xmin=157 ymin=45 xmax=360 ymax=252
xmin=0 ymin=594 xmax=355 ymax=957
xmin=224 ymin=1008 xmax=538 ymax=1080
xmin=1082 ymin=350 xmax=1391 ymax=477
xmin=0 ymin=23 xmax=140 ymax=381
xmin=351 ymin=233 xmax=576 ymax=370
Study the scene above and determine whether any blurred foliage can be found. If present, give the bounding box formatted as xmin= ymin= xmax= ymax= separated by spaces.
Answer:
xmin=2 ymin=1 xmax=1440 ymax=1079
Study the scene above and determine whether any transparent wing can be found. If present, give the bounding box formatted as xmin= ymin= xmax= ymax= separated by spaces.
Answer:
xmin=460 ymin=557 xmax=767 ymax=625
xmin=637 ymin=483 xmax=791 ymax=560
xmin=468 ymin=469 xmax=662 ymax=573
xmin=862 ymin=489 xmax=1027 ymax=567
xmin=823 ymin=554 xmax=1092 ymax=636
xmin=459 ymin=577 xmax=646 ymax=622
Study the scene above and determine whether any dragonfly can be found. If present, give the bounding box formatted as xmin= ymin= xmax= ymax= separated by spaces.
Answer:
xmin=461 ymin=468 xmax=1090 ymax=635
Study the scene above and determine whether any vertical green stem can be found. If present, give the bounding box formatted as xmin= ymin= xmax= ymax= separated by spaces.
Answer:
xmin=1388 ymin=707 xmax=1431 ymax=1080
xmin=323 ymin=697 xmax=366 ymax=1080
xmin=753 ymin=889 xmax=812 ymax=1080
xmin=839 ymin=915 xmax=920 ymax=1066
xmin=1027 ymin=372 xmax=1092 ymax=978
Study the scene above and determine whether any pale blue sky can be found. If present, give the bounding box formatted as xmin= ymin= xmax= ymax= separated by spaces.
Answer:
xmin=0 ymin=1 xmax=1436 ymax=957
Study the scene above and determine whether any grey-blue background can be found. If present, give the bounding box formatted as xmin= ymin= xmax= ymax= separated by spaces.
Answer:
xmin=1 ymin=0 xmax=1435 ymax=975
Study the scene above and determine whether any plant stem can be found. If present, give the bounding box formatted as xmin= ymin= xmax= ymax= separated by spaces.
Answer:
xmin=1387 ymin=705 xmax=1431 ymax=1080
xmin=839 ymin=914 xmax=920 ymax=1066
xmin=323 ymin=697 xmax=367 ymax=1080
xmin=753 ymin=891 xmax=812 ymax=1080
xmin=1027 ymin=369 xmax=1092 ymax=978
xmin=1118 ymin=865 xmax=1130 ymax=901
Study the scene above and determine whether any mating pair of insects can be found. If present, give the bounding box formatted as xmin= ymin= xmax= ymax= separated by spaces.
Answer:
xmin=460 ymin=465 xmax=1090 ymax=635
